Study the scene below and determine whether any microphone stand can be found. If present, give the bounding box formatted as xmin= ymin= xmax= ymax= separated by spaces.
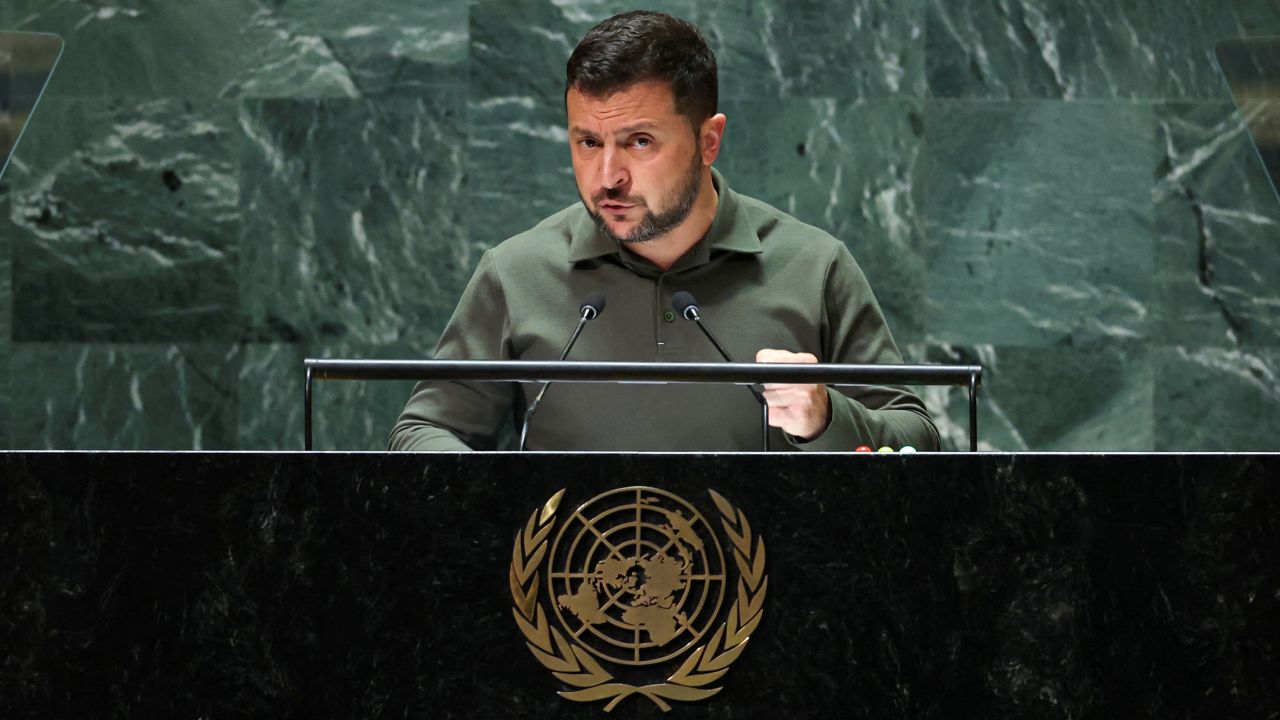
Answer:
xmin=682 ymin=308 xmax=770 ymax=452
xmin=519 ymin=307 xmax=595 ymax=451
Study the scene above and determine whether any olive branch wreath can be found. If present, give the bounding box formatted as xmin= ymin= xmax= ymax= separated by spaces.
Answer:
xmin=509 ymin=488 xmax=767 ymax=712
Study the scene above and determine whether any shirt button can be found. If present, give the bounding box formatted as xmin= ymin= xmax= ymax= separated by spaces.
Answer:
xmin=663 ymin=311 xmax=675 ymax=323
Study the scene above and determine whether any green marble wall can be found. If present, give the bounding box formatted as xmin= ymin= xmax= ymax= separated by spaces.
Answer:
xmin=3 ymin=1 xmax=1279 ymax=451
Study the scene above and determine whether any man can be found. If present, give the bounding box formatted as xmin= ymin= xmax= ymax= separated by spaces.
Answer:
xmin=390 ymin=11 xmax=938 ymax=452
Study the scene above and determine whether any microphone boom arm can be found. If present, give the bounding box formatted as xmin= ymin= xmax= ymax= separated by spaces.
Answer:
xmin=679 ymin=299 xmax=771 ymax=452
xmin=520 ymin=301 xmax=599 ymax=450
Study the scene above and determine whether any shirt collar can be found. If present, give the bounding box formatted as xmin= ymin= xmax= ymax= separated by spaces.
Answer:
xmin=567 ymin=167 xmax=763 ymax=265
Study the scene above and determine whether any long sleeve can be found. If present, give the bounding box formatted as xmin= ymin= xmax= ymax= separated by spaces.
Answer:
xmin=389 ymin=252 xmax=517 ymax=451
xmin=790 ymin=243 xmax=940 ymax=452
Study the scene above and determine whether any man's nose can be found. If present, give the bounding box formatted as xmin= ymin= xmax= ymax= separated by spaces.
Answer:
xmin=600 ymin=147 xmax=629 ymax=190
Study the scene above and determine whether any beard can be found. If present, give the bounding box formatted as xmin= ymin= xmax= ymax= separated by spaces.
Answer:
xmin=583 ymin=148 xmax=705 ymax=245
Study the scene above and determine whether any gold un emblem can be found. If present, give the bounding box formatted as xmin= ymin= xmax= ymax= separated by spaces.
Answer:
xmin=510 ymin=487 xmax=768 ymax=711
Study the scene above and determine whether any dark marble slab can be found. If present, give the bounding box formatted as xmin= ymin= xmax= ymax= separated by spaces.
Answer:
xmin=699 ymin=0 xmax=927 ymax=100
xmin=922 ymin=100 xmax=1154 ymax=347
xmin=926 ymin=0 xmax=1158 ymax=99
xmin=1 ymin=452 xmax=1277 ymax=718
xmin=1155 ymin=346 xmax=1280 ymax=451
xmin=470 ymin=0 xmax=700 ymax=106
xmin=7 ymin=345 xmax=239 ymax=450
xmin=6 ymin=0 xmax=276 ymax=99
xmin=4 ymin=0 xmax=471 ymax=101
xmin=1154 ymin=102 xmax=1280 ymax=349
xmin=238 ymin=343 xmax=306 ymax=450
xmin=238 ymin=94 xmax=468 ymax=348
xmin=909 ymin=340 xmax=1154 ymax=452
xmin=1151 ymin=2 xmax=1280 ymax=99
xmin=7 ymin=98 xmax=241 ymax=342
xmin=0 ymin=185 xmax=10 ymax=449
xmin=238 ymin=341 xmax=418 ymax=451
xmin=465 ymin=94 xmax=578 ymax=253
xmin=926 ymin=0 xmax=1280 ymax=99
xmin=230 ymin=0 xmax=469 ymax=99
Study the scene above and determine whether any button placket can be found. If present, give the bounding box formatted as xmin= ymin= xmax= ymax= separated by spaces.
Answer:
xmin=654 ymin=273 xmax=690 ymax=355
xmin=654 ymin=275 xmax=667 ymax=352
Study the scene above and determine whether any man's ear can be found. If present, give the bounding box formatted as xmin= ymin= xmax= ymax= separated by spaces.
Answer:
xmin=699 ymin=113 xmax=727 ymax=165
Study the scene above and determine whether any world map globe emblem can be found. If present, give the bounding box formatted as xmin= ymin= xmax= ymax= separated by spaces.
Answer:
xmin=548 ymin=487 xmax=727 ymax=666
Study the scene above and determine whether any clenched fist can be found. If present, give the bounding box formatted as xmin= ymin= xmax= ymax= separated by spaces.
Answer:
xmin=755 ymin=348 xmax=831 ymax=441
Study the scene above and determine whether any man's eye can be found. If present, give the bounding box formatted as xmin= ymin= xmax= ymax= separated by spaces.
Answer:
xmin=632 ymin=137 xmax=653 ymax=148
xmin=579 ymin=139 xmax=599 ymax=149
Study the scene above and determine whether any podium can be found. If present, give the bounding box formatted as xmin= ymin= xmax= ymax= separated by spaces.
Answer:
xmin=3 ymin=451 xmax=1277 ymax=717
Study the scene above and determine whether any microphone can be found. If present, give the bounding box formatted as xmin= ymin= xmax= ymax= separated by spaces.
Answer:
xmin=578 ymin=291 xmax=605 ymax=321
xmin=671 ymin=291 xmax=770 ymax=451
xmin=519 ymin=292 xmax=606 ymax=450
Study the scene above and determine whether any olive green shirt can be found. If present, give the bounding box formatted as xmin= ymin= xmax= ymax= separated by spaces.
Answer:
xmin=390 ymin=169 xmax=939 ymax=452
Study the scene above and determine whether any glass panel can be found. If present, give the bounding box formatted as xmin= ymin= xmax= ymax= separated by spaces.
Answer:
xmin=0 ymin=32 xmax=63 ymax=182
xmin=1216 ymin=36 xmax=1280 ymax=206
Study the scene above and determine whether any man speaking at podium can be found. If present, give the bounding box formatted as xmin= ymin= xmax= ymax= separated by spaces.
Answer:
xmin=391 ymin=11 xmax=938 ymax=452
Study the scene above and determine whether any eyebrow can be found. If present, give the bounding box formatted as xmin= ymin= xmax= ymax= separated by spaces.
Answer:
xmin=570 ymin=122 xmax=660 ymax=137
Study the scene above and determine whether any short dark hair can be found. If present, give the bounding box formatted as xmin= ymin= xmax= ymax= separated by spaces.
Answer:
xmin=565 ymin=11 xmax=718 ymax=128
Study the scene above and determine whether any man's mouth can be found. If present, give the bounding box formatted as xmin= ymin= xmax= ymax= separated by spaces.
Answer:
xmin=600 ymin=201 xmax=636 ymax=212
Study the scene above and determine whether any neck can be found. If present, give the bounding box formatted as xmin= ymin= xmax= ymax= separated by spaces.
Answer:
xmin=623 ymin=170 xmax=718 ymax=271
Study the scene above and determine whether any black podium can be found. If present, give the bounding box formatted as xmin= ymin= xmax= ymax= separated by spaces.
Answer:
xmin=2 ymin=452 xmax=1277 ymax=718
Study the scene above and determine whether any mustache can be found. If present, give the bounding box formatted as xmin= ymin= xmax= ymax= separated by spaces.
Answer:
xmin=593 ymin=189 xmax=645 ymax=205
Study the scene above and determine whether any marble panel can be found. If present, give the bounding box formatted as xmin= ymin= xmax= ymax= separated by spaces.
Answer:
xmin=718 ymin=98 xmax=926 ymax=345
xmin=699 ymin=0 xmax=926 ymax=100
xmin=6 ymin=0 xmax=289 ymax=99
xmin=238 ymin=343 xmax=302 ymax=450
xmin=308 ymin=345 xmax=424 ymax=453
xmin=923 ymin=100 xmax=1154 ymax=347
xmin=0 ymin=186 xmax=10 ymax=449
xmin=926 ymin=0 xmax=1280 ymax=100
xmin=7 ymin=98 xmax=241 ymax=342
xmin=239 ymin=93 xmax=467 ymax=348
xmin=466 ymin=95 xmax=579 ymax=252
xmin=1155 ymin=346 xmax=1280 ymax=451
xmin=1152 ymin=1 xmax=1280 ymax=99
xmin=1154 ymin=102 xmax=1280 ymax=349
xmin=6 ymin=0 xmax=468 ymax=101
xmin=910 ymin=340 xmax=1154 ymax=451
xmin=926 ymin=0 xmax=1161 ymax=99
xmin=470 ymin=0 xmax=700 ymax=105
xmin=229 ymin=0 xmax=469 ymax=98
xmin=8 ymin=343 xmax=239 ymax=449
xmin=238 ymin=341 xmax=424 ymax=451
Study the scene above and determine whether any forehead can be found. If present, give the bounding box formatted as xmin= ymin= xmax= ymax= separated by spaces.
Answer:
xmin=566 ymin=80 xmax=684 ymax=131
